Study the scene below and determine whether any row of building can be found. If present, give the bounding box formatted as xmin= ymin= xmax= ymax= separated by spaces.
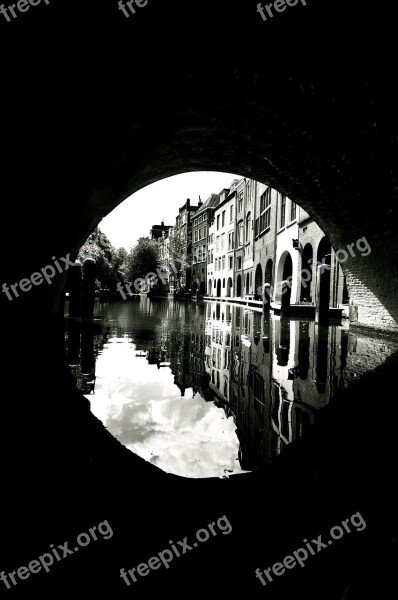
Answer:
xmin=150 ymin=177 xmax=349 ymax=318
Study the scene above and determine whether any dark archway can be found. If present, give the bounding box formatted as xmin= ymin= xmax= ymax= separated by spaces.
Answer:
xmin=300 ymin=243 xmax=313 ymax=302
xmin=226 ymin=277 xmax=233 ymax=297
xmin=4 ymin=7 xmax=398 ymax=599
xmin=276 ymin=252 xmax=293 ymax=312
xmin=236 ymin=275 xmax=242 ymax=298
xmin=255 ymin=264 xmax=263 ymax=300
xmin=264 ymin=260 xmax=273 ymax=287
xmin=246 ymin=273 xmax=250 ymax=295
xmin=217 ymin=279 xmax=221 ymax=297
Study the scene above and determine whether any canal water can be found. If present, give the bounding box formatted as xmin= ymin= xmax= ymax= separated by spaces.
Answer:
xmin=64 ymin=298 xmax=398 ymax=478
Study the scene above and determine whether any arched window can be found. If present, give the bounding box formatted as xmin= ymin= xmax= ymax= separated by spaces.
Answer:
xmin=246 ymin=212 xmax=251 ymax=241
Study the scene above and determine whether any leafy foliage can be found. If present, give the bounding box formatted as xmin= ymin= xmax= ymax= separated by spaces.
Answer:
xmin=125 ymin=237 xmax=160 ymax=282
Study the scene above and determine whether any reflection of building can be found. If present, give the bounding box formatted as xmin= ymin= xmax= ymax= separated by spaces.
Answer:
xmin=66 ymin=298 xmax=398 ymax=473
xmin=204 ymin=302 xmax=232 ymax=403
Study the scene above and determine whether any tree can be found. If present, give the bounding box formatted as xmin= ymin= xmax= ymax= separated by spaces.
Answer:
xmin=125 ymin=237 xmax=160 ymax=283
xmin=77 ymin=228 xmax=128 ymax=290
xmin=109 ymin=247 xmax=128 ymax=288
xmin=167 ymin=233 xmax=189 ymax=290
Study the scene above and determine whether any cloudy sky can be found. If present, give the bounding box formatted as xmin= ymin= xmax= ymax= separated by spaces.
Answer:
xmin=99 ymin=171 xmax=242 ymax=250
xmin=88 ymin=335 xmax=245 ymax=479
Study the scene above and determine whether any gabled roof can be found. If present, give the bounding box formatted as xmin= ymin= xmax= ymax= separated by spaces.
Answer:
xmin=195 ymin=193 xmax=220 ymax=217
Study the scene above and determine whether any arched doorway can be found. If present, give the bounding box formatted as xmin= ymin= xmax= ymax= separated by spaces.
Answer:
xmin=316 ymin=236 xmax=332 ymax=323
xmin=276 ymin=251 xmax=293 ymax=312
xmin=217 ymin=279 xmax=222 ymax=297
xmin=300 ymin=243 xmax=313 ymax=302
xmin=236 ymin=275 xmax=242 ymax=297
xmin=264 ymin=259 xmax=273 ymax=305
xmin=255 ymin=264 xmax=262 ymax=299
xmin=199 ymin=281 xmax=206 ymax=295
xmin=226 ymin=277 xmax=233 ymax=297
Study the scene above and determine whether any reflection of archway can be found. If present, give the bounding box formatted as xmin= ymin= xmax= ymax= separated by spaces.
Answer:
xmin=253 ymin=312 xmax=261 ymax=345
xmin=208 ymin=279 xmax=212 ymax=295
xmin=227 ymin=277 xmax=233 ymax=297
xmin=300 ymin=243 xmax=313 ymax=302
xmin=192 ymin=281 xmax=198 ymax=294
xmin=276 ymin=251 xmax=293 ymax=311
xmin=199 ymin=281 xmax=205 ymax=295
xmin=217 ymin=279 xmax=221 ymax=297
xmin=255 ymin=264 xmax=262 ymax=299
xmin=342 ymin=277 xmax=349 ymax=304
xmin=274 ymin=318 xmax=290 ymax=366
xmin=236 ymin=275 xmax=242 ymax=297
xmin=317 ymin=236 xmax=332 ymax=322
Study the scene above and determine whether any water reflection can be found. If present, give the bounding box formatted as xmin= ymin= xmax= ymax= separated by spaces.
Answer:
xmin=64 ymin=299 xmax=398 ymax=478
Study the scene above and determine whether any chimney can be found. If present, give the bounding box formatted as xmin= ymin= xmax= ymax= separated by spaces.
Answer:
xmin=198 ymin=195 xmax=203 ymax=208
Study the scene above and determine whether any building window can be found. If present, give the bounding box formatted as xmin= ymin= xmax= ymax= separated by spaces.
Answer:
xmin=194 ymin=230 xmax=198 ymax=242
xmin=246 ymin=212 xmax=251 ymax=242
xmin=260 ymin=189 xmax=271 ymax=233
xmin=217 ymin=215 xmax=220 ymax=230
xmin=230 ymin=205 xmax=233 ymax=223
xmin=203 ymin=213 xmax=207 ymax=221
xmin=229 ymin=256 xmax=233 ymax=270
xmin=228 ymin=232 xmax=234 ymax=251
xmin=238 ymin=192 xmax=243 ymax=212
xmin=194 ymin=219 xmax=197 ymax=227
xmin=202 ymin=245 xmax=206 ymax=261
xmin=237 ymin=257 xmax=242 ymax=270
xmin=237 ymin=221 xmax=244 ymax=247
xmin=280 ymin=194 xmax=286 ymax=228
xmin=246 ymin=181 xmax=250 ymax=200
xmin=255 ymin=217 xmax=259 ymax=237
xmin=221 ymin=233 xmax=225 ymax=250
xmin=290 ymin=201 xmax=296 ymax=222
xmin=198 ymin=216 xmax=202 ymax=224
xmin=222 ymin=257 xmax=226 ymax=269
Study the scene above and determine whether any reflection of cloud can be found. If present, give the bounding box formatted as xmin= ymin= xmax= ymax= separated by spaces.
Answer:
xmin=88 ymin=338 xmax=243 ymax=478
